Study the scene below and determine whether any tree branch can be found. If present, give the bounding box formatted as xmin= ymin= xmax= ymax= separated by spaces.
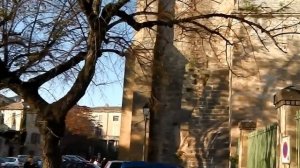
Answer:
xmin=27 ymin=52 xmax=87 ymax=86
xmin=101 ymin=49 xmax=126 ymax=56
xmin=116 ymin=11 xmax=289 ymax=52
xmin=114 ymin=10 xmax=172 ymax=31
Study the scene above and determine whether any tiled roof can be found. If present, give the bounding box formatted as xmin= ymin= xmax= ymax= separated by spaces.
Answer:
xmin=73 ymin=105 xmax=91 ymax=110
xmin=91 ymin=106 xmax=121 ymax=113
xmin=274 ymin=86 xmax=300 ymax=108
xmin=0 ymin=102 xmax=24 ymax=110
xmin=0 ymin=94 xmax=15 ymax=106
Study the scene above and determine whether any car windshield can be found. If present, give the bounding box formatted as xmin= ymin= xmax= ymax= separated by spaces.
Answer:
xmin=110 ymin=162 xmax=123 ymax=168
xmin=18 ymin=155 xmax=28 ymax=162
xmin=0 ymin=158 xmax=5 ymax=163
xmin=74 ymin=155 xmax=87 ymax=161
xmin=33 ymin=156 xmax=41 ymax=161
xmin=5 ymin=157 xmax=16 ymax=162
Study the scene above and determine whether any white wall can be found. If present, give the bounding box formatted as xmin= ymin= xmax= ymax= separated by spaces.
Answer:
xmin=91 ymin=111 xmax=122 ymax=139
xmin=0 ymin=109 xmax=23 ymax=131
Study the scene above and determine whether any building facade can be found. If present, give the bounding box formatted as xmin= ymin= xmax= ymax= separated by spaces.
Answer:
xmin=0 ymin=96 xmax=122 ymax=157
xmin=62 ymin=106 xmax=122 ymax=159
xmin=0 ymin=97 xmax=41 ymax=156
xmin=91 ymin=106 xmax=122 ymax=142
xmin=119 ymin=0 xmax=300 ymax=167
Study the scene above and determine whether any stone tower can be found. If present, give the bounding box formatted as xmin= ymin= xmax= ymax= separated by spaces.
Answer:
xmin=119 ymin=0 xmax=300 ymax=167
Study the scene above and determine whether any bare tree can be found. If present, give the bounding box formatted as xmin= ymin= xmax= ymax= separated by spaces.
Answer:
xmin=0 ymin=0 xmax=299 ymax=167
xmin=0 ymin=0 xmax=130 ymax=167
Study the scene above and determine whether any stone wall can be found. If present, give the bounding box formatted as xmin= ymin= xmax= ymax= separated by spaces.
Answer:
xmin=180 ymin=65 xmax=230 ymax=168
xmin=229 ymin=13 xmax=300 ymax=158
xmin=119 ymin=0 xmax=300 ymax=167
xmin=119 ymin=0 xmax=232 ymax=167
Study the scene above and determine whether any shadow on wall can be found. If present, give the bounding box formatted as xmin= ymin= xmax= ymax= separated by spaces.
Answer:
xmin=229 ymin=25 xmax=300 ymax=166
xmin=147 ymin=44 xmax=187 ymax=163
xmin=178 ymin=58 xmax=230 ymax=168
xmin=231 ymin=22 xmax=300 ymax=121
xmin=195 ymin=69 xmax=229 ymax=167
xmin=231 ymin=37 xmax=300 ymax=148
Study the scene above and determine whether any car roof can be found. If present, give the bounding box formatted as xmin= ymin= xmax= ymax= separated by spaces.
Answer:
xmin=121 ymin=161 xmax=180 ymax=168
xmin=108 ymin=160 xmax=124 ymax=163
xmin=17 ymin=155 xmax=28 ymax=157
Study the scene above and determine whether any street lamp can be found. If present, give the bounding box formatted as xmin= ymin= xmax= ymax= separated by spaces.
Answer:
xmin=143 ymin=103 xmax=150 ymax=161
xmin=143 ymin=103 xmax=150 ymax=120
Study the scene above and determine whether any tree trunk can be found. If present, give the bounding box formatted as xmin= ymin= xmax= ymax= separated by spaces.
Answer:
xmin=40 ymin=124 xmax=63 ymax=168
xmin=149 ymin=0 xmax=185 ymax=164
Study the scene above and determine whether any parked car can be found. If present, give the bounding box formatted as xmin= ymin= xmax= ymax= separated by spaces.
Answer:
xmin=64 ymin=155 xmax=88 ymax=162
xmin=71 ymin=155 xmax=88 ymax=162
xmin=0 ymin=157 xmax=7 ymax=168
xmin=64 ymin=155 xmax=81 ymax=162
xmin=17 ymin=155 xmax=28 ymax=166
xmin=62 ymin=155 xmax=98 ymax=168
xmin=104 ymin=160 xmax=124 ymax=168
xmin=120 ymin=161 xmax=182 ymax=168
xmin=33 ymin=156 xmax=42 ymax=168
xmin=85 ymin=163 xmax=100 ymax=168
xmin=4 ymin=157 xmax=21 ymax=168
xmin=62 ymin=161 xmax=99 ymax=168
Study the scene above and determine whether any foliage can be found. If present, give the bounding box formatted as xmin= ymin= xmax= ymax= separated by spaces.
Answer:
xmin=229 ymin=155 xmax=238 ymax=168
xmin=239 ymin=0 xmax=260 ymax=12
xmin=65 ymin=106 xmax=94 ymax=137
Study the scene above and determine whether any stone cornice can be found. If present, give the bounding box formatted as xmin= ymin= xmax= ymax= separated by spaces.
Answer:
xmin=239 ymin=120 xmax=256 ymax=130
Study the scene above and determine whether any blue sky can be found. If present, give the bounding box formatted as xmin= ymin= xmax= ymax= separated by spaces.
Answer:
xmin=0 ymin=54 xmax=125 ymax=108
xmin=39 ymin=54 xmax=125 ymax=107
xmin=77 ymin=81 xmax=124 ymax=107
xmin=74 ymin=54 xmax=125 ymax=107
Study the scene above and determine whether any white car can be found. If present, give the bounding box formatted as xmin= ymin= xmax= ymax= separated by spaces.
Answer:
xmin=0 ymin=157 xmax=8 ymax=167
xmin=104 ymin=160 xmax=124 ymax=168
xmin=17 ymin=155 xmax=28 ymax=167
xmin=3 ymin=157 xmax=21 ymax=168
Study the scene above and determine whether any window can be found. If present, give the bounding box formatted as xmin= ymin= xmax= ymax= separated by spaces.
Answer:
xmin=31 ymin=133 xmax=40 ymax=144
xmin=11 ymin=113 xmax=16 ymax=129
xmin=0 ymin=113 xmax=3 ymax=124
xmin=113 ymin=116 xmax=119 ymax=121
xmin=94 ymin=127 xmax=102 ymax=136
xmin=5 ymin=158 xmax=16 ymax=162
xmin=98 ymin=115 xmax=102 ymax=122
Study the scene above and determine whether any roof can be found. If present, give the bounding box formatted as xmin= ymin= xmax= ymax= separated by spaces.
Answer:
xmin=91 ymin=106 xmax=121 ymax=113
xmin=71 ymin=105 xmax=92 ymax=111
xmin=273 ymin=86 xmax=300 ymax=108
xmin=0 ymin=102 xmax=24 ymax=110
xmin=0 ymin=94 xmax=15 ymax=106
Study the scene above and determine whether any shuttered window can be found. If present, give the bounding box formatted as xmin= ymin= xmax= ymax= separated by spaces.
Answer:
xmin=113 ymin=116 xmax=119 ymax=121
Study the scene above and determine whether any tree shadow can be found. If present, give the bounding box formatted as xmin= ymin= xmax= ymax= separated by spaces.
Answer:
xmin=179 ymin=66 xmax=230 ymax=168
